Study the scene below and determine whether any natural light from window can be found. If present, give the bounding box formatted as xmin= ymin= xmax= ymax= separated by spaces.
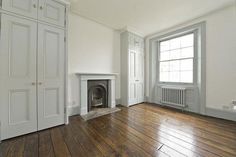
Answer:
xmin=159 ymin=33 xmax=194 ymax=83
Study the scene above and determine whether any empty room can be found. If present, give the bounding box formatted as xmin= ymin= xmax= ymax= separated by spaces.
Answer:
xmin=0 ymin=0 xmax=236 ymax=156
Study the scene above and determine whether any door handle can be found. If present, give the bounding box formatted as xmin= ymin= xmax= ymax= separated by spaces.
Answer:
xmin=38 ymin=82 xmax=43 ymax=85
xmin=33 ymin=4 xmax=37 ymax=8
xmin=135 ymin=80 xmax=139 ymax=82
xmin=40 ymin=6 xmax=43 ymax=10
xmin=31 ymin=82 xmax=36 ymax=86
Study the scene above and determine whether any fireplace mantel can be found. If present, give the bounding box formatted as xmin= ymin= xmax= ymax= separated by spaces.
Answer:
xmin=76 ymin=73 xmax=117 ymax=115
xmin=76 ymin=73 xmax=118 ymax=80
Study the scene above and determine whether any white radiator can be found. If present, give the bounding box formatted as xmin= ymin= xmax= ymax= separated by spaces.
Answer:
xmin=161 ymin=86 xmax=186 ymax=108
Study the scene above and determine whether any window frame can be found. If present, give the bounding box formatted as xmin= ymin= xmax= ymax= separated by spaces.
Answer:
xmin=157 ymin=30 xmax=198 ymax=85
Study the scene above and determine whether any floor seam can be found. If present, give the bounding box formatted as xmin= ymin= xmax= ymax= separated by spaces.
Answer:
xmin=157 ymin=144 xmax=164 ymax=150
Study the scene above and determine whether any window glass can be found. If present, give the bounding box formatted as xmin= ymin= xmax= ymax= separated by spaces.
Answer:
xmin=159 ymin=33 xmax=194 ymax=83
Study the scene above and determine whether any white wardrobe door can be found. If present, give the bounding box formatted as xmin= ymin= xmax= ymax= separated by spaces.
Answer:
xmin=0 ymin=14 xmax=37 ymax=140
xmin=128 ymin=50 xmax=138 ymax=105
xmin=37 ymin=24 xmax=65 ymax=130
xmin=38 ymin=0 xmax=65 ymax=27
xmin=136 ymin=52 xmax=145 ymax=103
xmin=2 ymin=0 xmax=38 ymax=19
xmin=128 ymin=49 xmax=144 ymax=106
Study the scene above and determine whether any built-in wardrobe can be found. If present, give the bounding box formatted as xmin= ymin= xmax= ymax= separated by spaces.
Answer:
xmin=0 ymin=0 xmax=69 ymax=140
xmin=120 ymin=31 xmax=145 ymax=106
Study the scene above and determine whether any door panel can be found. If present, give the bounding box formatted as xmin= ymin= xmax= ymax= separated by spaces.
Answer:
xmin=0 ymin=14 xmax=37 ymax=140
xmin=44 ymin=88 xmax=60 ymax=117
xmin=9 ymin=89 xmax=30 ymax=124
xmin=136 ymin=52 xmax=145 ymax=104
xmin=38 ymin=0 xmax=65 ymax=27
xmin=128 ymin=50 xmax=137 ymax=105
xmin=129 ymin=51 xmax=136 ymax=79
xmin=137 ymin=83 xmax=144 ymax=103
xmin=37 ymin=24 xmax=65 ymax=130
xmin=2 ymin=0 xmax=38 ymax=18
xmin=129 ymin=83 xmax=137 ymax=105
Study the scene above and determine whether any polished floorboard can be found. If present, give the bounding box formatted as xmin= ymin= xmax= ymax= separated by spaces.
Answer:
xmin=1 ymin=103 xmax=236 ymax=157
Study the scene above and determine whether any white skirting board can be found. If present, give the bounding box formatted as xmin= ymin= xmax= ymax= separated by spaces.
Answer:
xmin=147 ymin=96 xmax=236 ymax=121
xmin=205 ymin=107 xmax=236 ymax=122
xmin=67 ymin=106 xmax=80 ymax=116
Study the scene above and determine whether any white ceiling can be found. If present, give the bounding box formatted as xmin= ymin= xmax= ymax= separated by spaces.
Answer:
xmin=70 ymin=0 xmax=235 ymax=36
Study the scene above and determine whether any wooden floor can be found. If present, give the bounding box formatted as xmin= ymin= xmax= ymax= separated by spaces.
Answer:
xmin=1 ymin=103 xmax=236 ymax=157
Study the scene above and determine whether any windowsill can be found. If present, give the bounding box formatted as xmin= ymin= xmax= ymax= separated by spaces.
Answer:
xmin=157 ymin=83 xmax=196 ymax=89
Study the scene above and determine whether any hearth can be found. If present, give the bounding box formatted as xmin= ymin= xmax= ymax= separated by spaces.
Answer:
xmin=88 ymin=80 xmax=108 ymax=112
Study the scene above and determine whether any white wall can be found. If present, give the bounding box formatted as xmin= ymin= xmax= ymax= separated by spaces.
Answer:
xmin=68 ymin=13 xmax=120 ymax=113
xmin=146 ymin=5 xmax=236 ymax=110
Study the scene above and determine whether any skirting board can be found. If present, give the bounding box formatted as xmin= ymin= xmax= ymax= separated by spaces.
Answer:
xmin=67 ymin=106 xmax=80 ymax=116
xmin=205 ymin=107 xmax=236 ymax=122
xmin=147 ymin=96 xmax=236 ymax=121
xmin=116 ymin=99 xmax=121 ymax=105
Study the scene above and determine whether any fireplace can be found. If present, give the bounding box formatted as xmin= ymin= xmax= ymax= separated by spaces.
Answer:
xmin=76 ymin=73 xmax=117 ymax=115
xmin=88 ymin=80 xmax=108 ymax=112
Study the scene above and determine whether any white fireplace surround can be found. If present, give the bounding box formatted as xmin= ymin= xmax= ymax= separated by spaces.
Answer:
xmin=76 ymin=73 xmax=117 ymax=115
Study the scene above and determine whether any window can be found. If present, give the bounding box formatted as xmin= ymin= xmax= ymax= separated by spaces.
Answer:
xmin=159 ymin=33 xmax=194 ymax=83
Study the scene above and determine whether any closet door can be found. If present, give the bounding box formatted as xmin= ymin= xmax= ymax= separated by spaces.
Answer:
xmin=128 ymin=36 xmax=145 ymax=106
xmin=136 ymin=51 xmax=145 ymax=103
xmin=37 ymin=24 xmax=65 ymax=130
xmin=38 ymin=0 xmax=65 ymax=27
xmin=128 ymin=50 xmax=138 ymax=105
xmin=2 ymin=0 xmax=38 ymax=19
xmin=0 ymin=14 xmax=37 ymax=140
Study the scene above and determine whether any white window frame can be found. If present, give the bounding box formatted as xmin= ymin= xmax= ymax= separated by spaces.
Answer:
xmin=157 ymin=29 xmax=198 ymax=86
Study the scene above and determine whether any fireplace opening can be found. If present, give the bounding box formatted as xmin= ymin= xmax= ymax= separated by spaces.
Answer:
xmin=88 ymin=80 xmax=108 ymax=112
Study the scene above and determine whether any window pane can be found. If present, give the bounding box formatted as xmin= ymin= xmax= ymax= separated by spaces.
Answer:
xmin=169 ymin=60 xmax=180 ymax=72
xmin=169 ymin=71 xmax=180 ymax=82
xmin=160 ymin=51 xmax=170 ymax=61
xmin=170 ymin=38 xmax=181 ymax=50
xmin=181 ymin=34 xmax=194 ymax=47
xmin=160 ymin=72 xmax=169 ymax=82
xmin=180 ymin=59 xmax=193 ymax=71
xmin=180 ymin=71 xmax=193 ymax=83
xmin=159 ymin=33 xmax=194 ymax=83
xmin=170 ymin=49 xmax=181 ymax=60
xmin=160 ymin=41 xmax=170 ymax=52
xmin=160 ymin=62 xmax=169 ymax=72
xmin=181 ymin=47 xmax=194 ymax=58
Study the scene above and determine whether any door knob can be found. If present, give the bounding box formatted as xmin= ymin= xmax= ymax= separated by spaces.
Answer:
xmin=31 ymin=82 xmax=36 ymax=85
xmin=38 ymin=82 xmax=43 ymax=85
xmin=33 ymin=4 xmax=37 ymax=8
xmin=40 ymin=6 xmax=43 ymax=10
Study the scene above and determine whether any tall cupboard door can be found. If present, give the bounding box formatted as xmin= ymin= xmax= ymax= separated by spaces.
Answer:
xmin=136 ymin=52 xmax=145 ymax=103
xmin=128 ymin=50 xmax=138 ymax=105
xmin=128 ymin=36 xmax=145 ymax=106
xmin=2 ymin=0 xmax=38 ymax=19
xmin=38 ymin=0 xmax=66 ymax=27
xmin=0 ymin=14 xmax=38 ymax=140
xmin=37 ymin=24 xmax=65 ymax=130
xmin=128 ymin=51 xmax=144 ymax=106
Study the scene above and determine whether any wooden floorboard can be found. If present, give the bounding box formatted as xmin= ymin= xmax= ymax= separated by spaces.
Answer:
xmin=1 ymin=103 xmax=236 ymax=157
